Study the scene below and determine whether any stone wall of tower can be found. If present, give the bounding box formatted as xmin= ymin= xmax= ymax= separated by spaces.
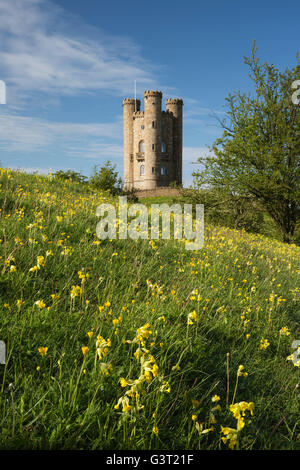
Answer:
xmin=122 ymin=98 xmax=140 ymax=190
xmin=160 ymin=111 xmax=175 ymax=184
xmin=122 ymin=91 xmax=183 ymax=190
xmin=133 ymin=111 xmax=145 ymax=188
xmin=166 ymin=98 xmax=183 ymax=185
xmin=143 ymin=90 xmax=162 ymax=189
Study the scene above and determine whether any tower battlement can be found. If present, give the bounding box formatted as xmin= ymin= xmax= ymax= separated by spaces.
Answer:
xmin=133 ymin=111 xmax=145 ymax=118
xmin=123 ymin=90 xmax=183 ymax=191
xmin=144 ymin=90 xmax=163 ymax=98
xmin=166 ymin=98 xmax=183 ymax=105
xmin=122 ymin=98 xmax=141 ymax=107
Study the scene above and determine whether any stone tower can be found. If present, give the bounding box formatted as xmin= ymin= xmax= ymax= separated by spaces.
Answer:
xmin=123 ymin=90 xmax=183 ymax=190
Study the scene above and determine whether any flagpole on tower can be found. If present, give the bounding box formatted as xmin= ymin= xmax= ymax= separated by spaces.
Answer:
xmin=134 ymin=80 xmax=137 ymax=112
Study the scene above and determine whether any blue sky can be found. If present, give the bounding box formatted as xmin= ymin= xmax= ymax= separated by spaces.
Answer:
xmin=0 ymin=0 xmax=299 ymax=185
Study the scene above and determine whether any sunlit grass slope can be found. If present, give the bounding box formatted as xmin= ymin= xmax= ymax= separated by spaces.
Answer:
xmin=0 ymin=168 xmax=299 ymax=450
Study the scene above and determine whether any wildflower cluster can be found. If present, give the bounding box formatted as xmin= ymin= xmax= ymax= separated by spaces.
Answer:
xmin=221 ymin=401 xmax=254 ymax=449
xmin=115 ymin=323 xmax=169 ymax=414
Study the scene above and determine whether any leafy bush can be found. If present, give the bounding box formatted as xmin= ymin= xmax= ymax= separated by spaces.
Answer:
xmin=53 ymin=170 xmax=87 ymax=184
xmin=89 ymin=161 xmax=122 ymax=195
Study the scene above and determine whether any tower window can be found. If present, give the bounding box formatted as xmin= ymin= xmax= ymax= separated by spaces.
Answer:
xmin=152 ymin=167 xmax=155 ymax=174
xmin=161 ymin=166 xmax=166 ymax=176
xmin=161 ymin=141 xmax=166 ymax=153
xmin=139 ymin=140 xmax=145 ymax=153
xmin=152 ymin=144 xmax=155 ymax=150
xmin=140 ymin=165 xmax=145 ymax=176
xmin=152 ymin=121 xmax=155 ymax=128
xmin=141 ymin=125 xmax=144 ymax=129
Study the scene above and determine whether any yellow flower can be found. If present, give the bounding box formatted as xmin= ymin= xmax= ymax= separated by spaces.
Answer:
xmin=152 ymin=426 xmax=159 ymax=435
xmin=237 ymin=365 xmax=248 ymax=378
xmin=152 ymin=363 xmax=159 ymax=377
xmin=210 ymin=394 xmax=220 ymax=403
xmin=260 ymin=338 xmax=270 ymax=350
xmin=192 ymin=414 xmax=197 ymax=421
xmin=120 ymin=378 xmax=128 ymax=388
xmin=220 ymin=426 xmax=238 ymax=449
xmin=38 ymin=347 xmax=48 ymax=357
xmin=37 ymin=255 xmax=45 ymax=267
xmin=87 ymin=331 xmax=94 ymax=339
xmin=29 ymin=265 xmax=39 ymax=272
xmin=279 ymin=326 xmax=290 ymax=336
xmin=82 ymin=346 xmax=89 ymax=356
xmin=248 ymin=402 xmax=255 ymax=415
xmin=70 ymin=285 xmax=82 ymax=299
xmin=51 ymin=294 xmax=60 ymax=301
xmin=187 ymin=310 xmax=198 ymax=325
xmin=35 ymin=300 xmax=46 ymax=309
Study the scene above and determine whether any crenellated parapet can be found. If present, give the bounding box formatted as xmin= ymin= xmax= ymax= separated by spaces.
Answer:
xmin=133 ymin=111 xmax=145 ymax=118
xmin=162 ymin=110 xmax=173 ymax=116
xmin=122 ymin=98 xmax=141 ymax=107
xmin=166 ymin=98 xmax=183 ymax=105
xmin=144 ymin=90 xmax=162 ymax=99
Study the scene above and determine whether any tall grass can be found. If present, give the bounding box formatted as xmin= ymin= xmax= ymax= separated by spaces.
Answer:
xmin=0 ymin=168 xmax=299 ymax=450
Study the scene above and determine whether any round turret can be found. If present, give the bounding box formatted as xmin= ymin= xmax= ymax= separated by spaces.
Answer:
xmin=143 ymin=90 xmax=163 ymax=189
xmin=166 ymin=98 xmax=183 ymax=185
xmin=123 ymin=98 xmax=140 ymax=190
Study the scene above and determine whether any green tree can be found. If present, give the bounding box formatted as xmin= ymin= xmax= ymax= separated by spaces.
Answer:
xmin=53 ymin=170 xmax=87 ymax=184
xmin=193 ymin=42 xmax=300 ymax=243
xmin=89 ymin=161 xmax=122 ymax=195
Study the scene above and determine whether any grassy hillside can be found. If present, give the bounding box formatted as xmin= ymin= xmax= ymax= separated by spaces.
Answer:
xmin=0 ymin=167 xmax=299 ymax=450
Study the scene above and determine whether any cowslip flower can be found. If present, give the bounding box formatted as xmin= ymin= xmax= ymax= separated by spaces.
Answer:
xmin=260 ymin=338 xmax=270 ymax=350
xmin=120 ymin=378 xmax=128 ymax=388
xmin=237 ymin=365 xmax=248 ymax=377
xmin=220 ymin=426 xmax=238 ymax=449
xmin=212 ymin=394 xmax=221 ymax=402
xmin=38 ymin=347 xmax=48 ymax=357
xmin=82 ymin=346 xmax=89 ymax=356
xmin=187 ymin=310 xmax=198 ymax=325
xmin=279 ymin=326 xmax=290 ymax=336
xmin=70 ymin=285 xmax=82 ymax=299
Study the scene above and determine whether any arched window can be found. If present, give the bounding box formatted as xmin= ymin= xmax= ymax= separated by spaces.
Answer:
xmin=140 ymin=165 xmax=145 ymax=176
xmin=161 ymin=166 xmax=166 ymax=176
xmin=139 ymin=140 xmax=145 ymax=153
xmin=161 ymin=141 xmax=166 ymax=153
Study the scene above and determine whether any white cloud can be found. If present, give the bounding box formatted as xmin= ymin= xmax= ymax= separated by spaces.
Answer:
xmin=0 ymin=0 xmax=159 ymax=103
xmin=0 ymin=111 xmax=123 ymax=156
